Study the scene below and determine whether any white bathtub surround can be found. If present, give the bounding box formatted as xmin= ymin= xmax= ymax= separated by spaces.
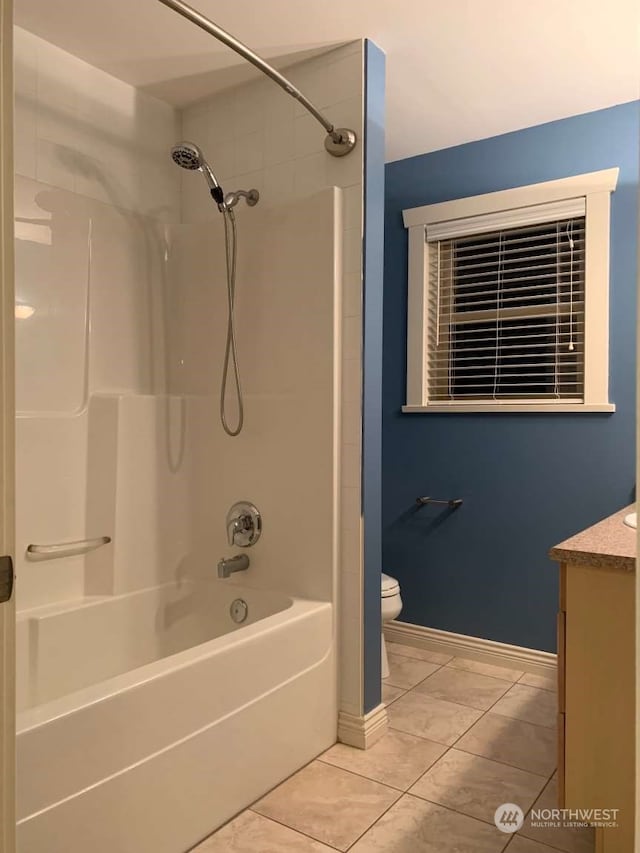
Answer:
xmin=337 ymin=703 xmax=388 ymax=750
xmin=13 ymin=27 xmax=180 ymax=220
xmin=14 ymin=25 xmax=365 ymax=852
xmin=165 ymin=188 xmax=342 ymax=602
xmin=14 ymin=24 xmax=180 ymax=613
xmin=16 ymin=176 xmax=343 ymax=851
xmin=180 ymin=43 xmax=367 ymax=720
xmin=14 ymin=176 xmax=176 ymax=609
xmin=384 ymin=621 xmax=558 ymax=679
xmin=17 ymin=589 xmax=335 ymax=853
xmin=15 ymin=39 xmax=348 ymax=607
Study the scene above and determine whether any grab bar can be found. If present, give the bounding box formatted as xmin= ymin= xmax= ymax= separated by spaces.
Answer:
xmin=26 ymin=536 xmax=111 ymax=561
xmin=416 ymin=497 xmax=463 ymax=509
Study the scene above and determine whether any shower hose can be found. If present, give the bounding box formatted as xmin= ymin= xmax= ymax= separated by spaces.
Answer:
xmin=220 ymin=207 xmax=244 ymax=437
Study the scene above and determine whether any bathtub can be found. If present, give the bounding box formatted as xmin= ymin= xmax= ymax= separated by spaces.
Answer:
xmin=16 ymin=581 xmax=336 ymax=853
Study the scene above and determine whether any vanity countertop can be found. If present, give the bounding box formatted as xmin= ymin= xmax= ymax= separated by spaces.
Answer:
xmin=549 ymin=505 xmax=636 ymax=573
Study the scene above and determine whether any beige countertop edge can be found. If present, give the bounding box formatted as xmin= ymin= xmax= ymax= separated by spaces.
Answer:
xmin=549 ymin=505 xmax=636 ymax=573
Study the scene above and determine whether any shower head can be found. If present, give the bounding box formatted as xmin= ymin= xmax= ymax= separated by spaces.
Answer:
xmin=170 ymin=141 xmax=226 ymax=210
xmin=170 ymin=141 xmax=203 ymax=170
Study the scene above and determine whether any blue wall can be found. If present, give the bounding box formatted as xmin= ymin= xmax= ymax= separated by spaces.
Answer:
xmin=382 ymin=102 xmax=639 ymax=653
xmin=362 ymin=41 xmax=386 ymax=713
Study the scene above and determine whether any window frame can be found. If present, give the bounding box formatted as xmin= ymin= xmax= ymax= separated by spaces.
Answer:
xmin=402 ymin=169 xmax=619 ymax=414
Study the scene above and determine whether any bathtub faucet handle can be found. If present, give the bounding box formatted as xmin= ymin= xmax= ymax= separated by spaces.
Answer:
xmin=227 ymin=514 xmax=250 ymax=546
xmin=225 ymin=502 xmax=262 ymax=547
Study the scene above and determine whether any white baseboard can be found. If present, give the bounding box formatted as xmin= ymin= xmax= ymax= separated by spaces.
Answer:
xmin=337 ymin=704 xmax=388 ymax=750
xmin=385 ymin=621 xmax=557 ymax=677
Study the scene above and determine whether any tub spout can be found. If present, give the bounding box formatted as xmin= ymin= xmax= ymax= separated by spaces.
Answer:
xmin=217 ymin=553 xmax=250 ymax=579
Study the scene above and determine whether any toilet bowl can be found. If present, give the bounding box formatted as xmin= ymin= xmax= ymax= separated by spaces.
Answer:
xmin=381 ymin=573 xmax=402 ymax=679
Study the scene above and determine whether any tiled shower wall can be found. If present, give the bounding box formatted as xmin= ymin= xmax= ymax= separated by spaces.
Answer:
xmin=14 ymin=27 xmax=179 ymax=219
xmin=180 ymin=43 xmax=366 ymax=718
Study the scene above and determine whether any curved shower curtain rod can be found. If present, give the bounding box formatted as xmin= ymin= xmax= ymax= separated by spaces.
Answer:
xmin=156 ymin=0 xmax=358 ymax=157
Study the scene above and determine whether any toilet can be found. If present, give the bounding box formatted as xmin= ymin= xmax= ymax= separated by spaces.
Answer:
xmin=381 ymin=573 xmax=402 ymax=679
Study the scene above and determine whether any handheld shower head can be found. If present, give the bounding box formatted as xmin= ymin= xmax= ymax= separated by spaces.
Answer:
xmin=170 ymin=141 xmax=226 ymax=210
xmin=170 ymin=141 xmax=203 ymax=170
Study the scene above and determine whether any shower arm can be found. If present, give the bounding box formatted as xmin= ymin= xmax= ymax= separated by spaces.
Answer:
xmin=156 ymin=0 xmax=357 ymax=157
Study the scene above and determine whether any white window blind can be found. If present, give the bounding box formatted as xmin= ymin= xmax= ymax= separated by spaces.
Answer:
xmin=427 ymin=216 xmax=586 ymax=403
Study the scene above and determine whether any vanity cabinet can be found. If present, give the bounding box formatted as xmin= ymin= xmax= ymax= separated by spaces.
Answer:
xmin=553 ymin=511 xmax=635 ymax=853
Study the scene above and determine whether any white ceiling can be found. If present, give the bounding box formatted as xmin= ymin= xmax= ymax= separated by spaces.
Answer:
xmin=14 ymin=0 xmax=640 ymax=162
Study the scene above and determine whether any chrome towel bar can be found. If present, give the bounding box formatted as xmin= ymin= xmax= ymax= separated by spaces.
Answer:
xmin=416 ymin=497 xmax=463 ymax=509
xmin=27 ymin=536 xmax=112 ymax=561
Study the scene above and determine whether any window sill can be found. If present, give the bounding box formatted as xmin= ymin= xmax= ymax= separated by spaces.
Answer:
xmin=402 ymin=403 xmax=616 ymax=414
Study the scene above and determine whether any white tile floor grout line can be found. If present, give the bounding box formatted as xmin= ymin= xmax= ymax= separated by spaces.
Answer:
xmin=313 ymin=752 xmax=410 ymax=790
xmin=385 ymin=647 xmax=455 ymax=666
xmin=390 ymin=648 xmax=529 ymax=686
xmin=411 ymin=744 xmax=551 ymax=788
xmin=383 ymin=659 xmax=448 ymax=691
xmin=381 ymin=688 xmax=407 ymax=707
xmin=449 ymin=743 xmax=557 ymax=781
xmin=403 ymin=669 xmax=514 ymax=713
xmin=387 ymin=659 xmax=554 ymax=704
xmin=316 ymin=742 xmax=449 ymax=794
xmin=380 ymin=723 xmax=554 ymax=784
xmin=516 ymin=670 xmax=557 ymax=692
xmin=466 ymin=681 xmax=556 ymax=730
xmin=246 ymin=807 xmax=349 ymax=851
xmin=340 ymin=790 xmax=404 ymax=851
xmin=340 ymin=792 xmax=508 ymax=851
xmin=483 ymin=709 xmax=556 ymax=731
xmin=314 ymin=756 xmax=408 ymax=792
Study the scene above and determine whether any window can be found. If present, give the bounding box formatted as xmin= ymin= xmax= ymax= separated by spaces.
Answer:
xmin=430 ymin=216 xmax=585 ymax=402
xmin=403 ymin=170 xmax=618 ymax=413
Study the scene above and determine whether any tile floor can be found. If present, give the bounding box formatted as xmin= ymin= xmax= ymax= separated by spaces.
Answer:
xmin=193 ymin=644 xmax=594 ymax=853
